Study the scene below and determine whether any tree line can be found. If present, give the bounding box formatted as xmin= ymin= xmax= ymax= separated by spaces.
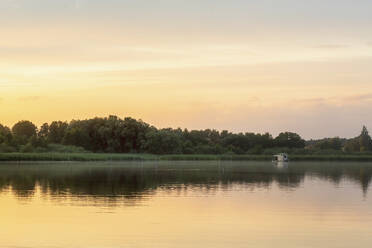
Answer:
xmin=0 ymin=115 xmax=371 ymax=154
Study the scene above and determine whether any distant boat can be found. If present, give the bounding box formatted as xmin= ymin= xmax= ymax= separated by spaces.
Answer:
xmin=272 ymin=153 xmax=289 ymax=162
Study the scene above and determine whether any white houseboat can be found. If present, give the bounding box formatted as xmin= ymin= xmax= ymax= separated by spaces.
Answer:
xmin=272 ymin=153 xmax=289 ymax=162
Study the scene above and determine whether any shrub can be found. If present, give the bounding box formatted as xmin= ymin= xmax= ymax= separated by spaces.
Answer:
xmin=0 ymin=143 xmax=17 ymax=153
xmin=20 ymin=143 xmax=34 ymax=153
xmin=46 ymin=144 xmax=87 ymax=153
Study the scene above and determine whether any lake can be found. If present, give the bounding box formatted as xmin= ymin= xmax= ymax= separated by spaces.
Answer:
xmin=1 ymin=161 xmax=372 ymax=248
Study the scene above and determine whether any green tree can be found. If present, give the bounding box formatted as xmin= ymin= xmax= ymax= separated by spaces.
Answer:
xmin=343 ymin=126 xmax=372 ymax=152
xmin=359 ymin=126 xmax=372 ymax=151
xmin=0 ymin=124 xmax=12 ymax=144
xmin=38 ymin=123 xmax=49 ymax=138
xmin=48 ymin=121 xmax=68 ymax=143
xmin=143 ymin=129 xmax=183 ymax=154
xmin=63 ymin=124 xmax=90 ymax=149
xmin=313 ymin=137 xmax=343 ymax=150
xmin=12 ymin=121 xmax=37 ymax=145
xmin=274 ymin=132 xmax=305 ymax=148
xmin=344 ymin=138 xmax=360 ymax=152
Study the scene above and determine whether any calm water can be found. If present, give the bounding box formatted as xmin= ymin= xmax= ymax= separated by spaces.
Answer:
xmin=1 ymin=161 xmax=372 ymax=248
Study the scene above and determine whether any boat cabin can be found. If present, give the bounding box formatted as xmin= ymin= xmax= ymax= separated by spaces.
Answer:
xmin=272 ymin=153 xmax=289 ymax=162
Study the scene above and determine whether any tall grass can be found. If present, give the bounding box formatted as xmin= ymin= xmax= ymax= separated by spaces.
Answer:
xmin=1 ymin=153 xmax=372 ymax=162
xmin=0 ymin=153 xmax=157 ymax=162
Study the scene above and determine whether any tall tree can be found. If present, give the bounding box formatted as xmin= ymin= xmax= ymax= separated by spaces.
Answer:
xmin=12 ymin=121 xmax=37 ymax=145
xmin=359 ymin=126 xmax=372 ymax=151
xmin=38 ymin=123 xmax=49 ymax=138
xmin=274 ymin=132 xmax=305 ymax=148
xmin=0 ymin=124 xmax=12 ymax=144
xmin=48 ymin=121 xmax=68 ymax=143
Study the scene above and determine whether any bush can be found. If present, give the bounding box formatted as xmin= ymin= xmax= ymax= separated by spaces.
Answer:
xmin=247 ymin=145 xmax=264 ymax=154
xmin=20 ymin=143 xmax=34 ymax=153
xmin=34 ymin=147 xmax=49 ymax=153
xmin=46 ymin=144 xmax=87 ymax=153
xmin=0 ymin=143 xmax=17 ymax=153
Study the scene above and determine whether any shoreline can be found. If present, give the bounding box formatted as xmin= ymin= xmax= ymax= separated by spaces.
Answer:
xmin=2 ymin=153 xmax=372 ymax=162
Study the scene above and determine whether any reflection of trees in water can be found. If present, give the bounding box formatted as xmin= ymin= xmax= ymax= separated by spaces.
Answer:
xmin=293 ymin=163 xmax=372 ymax=195
xmin=0 ymin=161 xmax=371 ymax=205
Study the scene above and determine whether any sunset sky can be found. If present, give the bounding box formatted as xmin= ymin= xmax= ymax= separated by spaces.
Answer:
xmin=1 ymin=0 xmax=372 ymax=139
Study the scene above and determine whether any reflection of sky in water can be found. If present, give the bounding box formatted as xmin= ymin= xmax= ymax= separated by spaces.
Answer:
xmin=1 ymin=161 xmax=372 ymax=248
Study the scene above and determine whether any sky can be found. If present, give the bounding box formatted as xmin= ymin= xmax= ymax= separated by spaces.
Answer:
xmin=1 ymin=0 xmax=372 ymax=139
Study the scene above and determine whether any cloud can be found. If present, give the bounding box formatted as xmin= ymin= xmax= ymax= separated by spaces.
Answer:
xmin=290 ymin=93 xmax=372 ymax=109
xmin=341 ymin=93 xmax=372 ymax=103
xmin=313 ymin=44 xmax=349 ymax=49
xmin=18 ymin=96 xmax=41 ymax=102
xmin=295 ymin=97 xmax=326 ymax=104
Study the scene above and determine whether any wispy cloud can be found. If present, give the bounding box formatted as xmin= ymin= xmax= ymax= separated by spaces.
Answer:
xmin=313 ymin=44 xmax=349 ymax=49
xmin=342 ymin=93 xmax=372 ymax=102
xmin=289 ymin=93 xmax=372 ymax=109
xmin=296 ymin=97 xmax=327 ymax=104
xmin=18 ymin=96 xmax=41 ymax=102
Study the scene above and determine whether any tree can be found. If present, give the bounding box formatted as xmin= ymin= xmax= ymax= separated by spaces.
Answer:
xmin=274 ymin=132 xmax=305 ymax=148
xmin=143 ymin=129 xmax=183 ymax=154
xmin=48 ymin=121 xmax=68 ymax=143
xmin=0 ymin=124 xmax=12 ymax=145
xmin=343 ymin=126 xmax=372 ymax=152
xmin=344 ymin=138 xmax=360 ymax=152
xmin=359 ymin=126 xmax=372 ymax=151
xmin=38 ymin=123 xmax=49 ymax=138
xmin=312 ymin=137 xmax=343 ymax=150
xmin=62 ymin=122 xmax=90 ymax=150
xmin=12 ymin=121 xmax=37 ymax=145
